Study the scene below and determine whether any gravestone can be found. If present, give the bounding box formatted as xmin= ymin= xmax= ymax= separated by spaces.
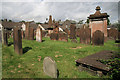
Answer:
xmin=13 ymin=27 xmax=23 ymax=55
xmin=118 ymin=32 xmax=120 ymax=40
xmin=76 ymin=28 xmax=80 ymax=37
xmin=29 ymin=27 xmax=34 ymax=40
xmin=3 ymin=30 xmax=8 ymax=46
xmin=70 ymin=24 xmax=76 ymax=39
xmin=43 ymin=57 xmax=58 ymax=78
xmin=92 ymin=30 xmax=104 ymax=45
xmin=0 ymin=30 xmax=1 ymax=43
xmin=25 ymin=22 xmax=29 ymax=39
xmin=21 ymin=31 xmax=25 ymax=39
xmin=58 ymin=32 xmax=68 ymax=42
xmin=36 ymin=27 xmax=42 ymax=42
xmin=79 ymin=27 xmax=91 ymax=44
xmin=108 ymin=28 xmax=118 ymax=40
xmin=50 ymin=33 xmax=58 ymax=40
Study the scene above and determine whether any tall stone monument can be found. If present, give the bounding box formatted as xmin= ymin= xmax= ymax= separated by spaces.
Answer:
xmin=88 ymin=6 xmax=109 ymax=41
xmin=36 ymin=27 xmax=42 ymax=42
xmin=13 ymin=27 xmax=23 ymax=55
xmin=48 ymin=15 xmax=52 ymax=28
xmin=3 ymin=30 xmax=8 ymax=46
xmin=70 ymin=24 xmax=76 ymax=39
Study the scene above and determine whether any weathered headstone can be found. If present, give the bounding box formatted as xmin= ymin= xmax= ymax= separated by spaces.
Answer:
xmin=21 ymin=31 xmax=25 ymax=39
xmin=92 ymin=30 xmax=104 ymax=45
xmin=0 ymin=30 xmax=1 ymax=43
xmin=13 ymin=27 xmax=23 ymax=55
xmin=25 ymin=22 xmax=29 ymax=39
xmin=3 ymin=30 xmax=8 ymax=46
xmin=58 ymin=32 xmax=68 ymax=42
xmin=76 ymin=28 xmax=80 ymax=37
xmin=29 ymin=27 xmax=34 ymax=40
xmin=50 ymin=33 xmax=58 ymax=40
xmin=36 ymin=27 xmax=42 ymax=42
xmin=43 ymin=57 xmax=58 ymax=78
xmin=118 ymin=32 xmax=120 ymax=40
xmin=108 ymin=28 xmax=118 ymax=40
xmin=70 ymin=24 xmax=76 ymax=39
xmin=79 ymin=27 xmax=91 ymax=44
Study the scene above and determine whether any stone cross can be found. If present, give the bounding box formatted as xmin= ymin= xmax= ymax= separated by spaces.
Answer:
xmin=29 ymin=27 xmax=34 ymax=40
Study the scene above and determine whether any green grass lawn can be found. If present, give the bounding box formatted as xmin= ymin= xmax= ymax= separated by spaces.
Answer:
xmin=2 ymin=37 xmax=118 ymax=78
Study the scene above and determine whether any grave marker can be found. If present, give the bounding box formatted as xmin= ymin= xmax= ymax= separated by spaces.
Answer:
xmin=108 ymin=28 xmax=118 ymax=40
xmin=58 ymin=32 xmax=68 ymax=42
xmin=50 ymin=33 xmax=58 ymax=40
xmin=13 ymin=27 xmax=23 ymax=55
xmin=43 ymin=57 xmax=58 ymax=78
xmin=36 ymin=27 xmax=42 ymax=42
xmin=92 ymin=30 xmax=104 ymax=45
xmin=29 ymin=27 xmax=34 ymax=40
xmin=79 ymin=26 xmax=91 ymax=44
xmin=70 ymin=24 xmax=76 ymax=39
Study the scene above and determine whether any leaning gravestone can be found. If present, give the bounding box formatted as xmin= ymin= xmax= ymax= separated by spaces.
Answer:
xmin=58 ymin=32 xmax=68 ymax=42
xmin=50 ymin=33 xmax=59 ymax=40
xmin=3 ymin=30 xmax=8 ymax=46
xmin=43 ymin=57 xmax=58 ymax=78
xmin=70 ymin=24 xmax=76 ymax=39
xmin=25 ymin=22 xmax=29 ymax=39
xmin=79 ymin=27 xmax=91 ymax=44
xmin=13 ymin=27 xmax=23 ymax=55
xmin=0 ymin=30 xmax=1 ymax=43
xmin=36 ymin=27 xmax=42 ymax=42
xmin=76 ymin=28 xmax=80 ymax=37
xmin=29 ymin=27 xmax=34 ymax=40
xmin=108 ymin=28 xmax=118 ymax=40
xmin=92 ymin=30 xmax=104 ymax=45
xmin=21 ymin=31 xmax=25 ymax=39
xmin=118 ymin=32 xmax=120 ymax=40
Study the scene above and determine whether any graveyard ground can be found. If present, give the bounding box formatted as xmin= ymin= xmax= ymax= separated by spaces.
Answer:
xmin=2 ymin=37 xmax=119 ymax=78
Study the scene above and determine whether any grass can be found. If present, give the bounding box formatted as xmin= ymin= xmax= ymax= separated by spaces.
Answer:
xmin=2 ymin=37 xmax=118 ymax=78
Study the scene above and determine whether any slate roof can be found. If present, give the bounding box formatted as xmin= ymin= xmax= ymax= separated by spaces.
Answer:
xmin=40 ymin=23 xmax=49 ymax=30
xmin=2 ymin=21 xmax=22 ymax=29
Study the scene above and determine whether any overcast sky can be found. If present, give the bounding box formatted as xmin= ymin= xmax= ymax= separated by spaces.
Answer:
xmin=0 ymin=0 xmax=119 ymax=23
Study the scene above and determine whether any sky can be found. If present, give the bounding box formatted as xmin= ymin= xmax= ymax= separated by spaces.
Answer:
xmin=0 ymin=0 xmax=119 ymax=23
